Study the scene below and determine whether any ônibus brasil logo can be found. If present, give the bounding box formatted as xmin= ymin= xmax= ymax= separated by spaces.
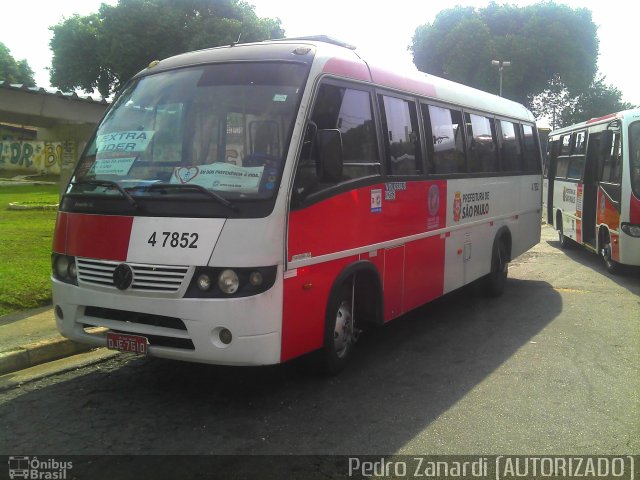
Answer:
xmin=8 ymin=456 xmax=72 ymax=479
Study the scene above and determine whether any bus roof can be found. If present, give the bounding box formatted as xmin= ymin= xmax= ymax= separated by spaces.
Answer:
xmin=549 ymin=108 xmax=640 ymax=136
xmin=136 ymin=36 xmax=535 ymax=123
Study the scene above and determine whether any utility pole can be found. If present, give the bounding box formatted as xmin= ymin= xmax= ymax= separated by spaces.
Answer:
xmin=491 ymin=59 xmax=511 ymax=97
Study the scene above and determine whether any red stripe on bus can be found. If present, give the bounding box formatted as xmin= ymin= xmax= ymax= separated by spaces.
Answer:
xmin=322 ymin=58 xmax=371 ymax=82
xmin=586 ymin=113 xmax=618 ymax=124
xmin=369 ymin=66 xmax=437 ymax=98
xmin=630 ymin=193 xmax=640 ymax=224
xmin=52 ymin=212 xmax=68 ymax=254
xmin=281 ymin=257 xmax=354 ymax=362
xmin=283 ymin=180 xmax=448 ymax=360
xmin=288 ymin=180 xmax=447 ymax=260
xmin=64 ymin=213 xmax=134 ymax=261
xmin=401 ymin=236 xmax=445 ymax=315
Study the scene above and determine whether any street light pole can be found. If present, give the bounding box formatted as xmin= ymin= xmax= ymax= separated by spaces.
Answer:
xmin=491 ymin=59 xmax=511 ymax=96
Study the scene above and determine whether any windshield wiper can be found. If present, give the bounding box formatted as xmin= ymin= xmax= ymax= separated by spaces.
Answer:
xmin=70 ymin=179 xmax=139 ymax=209
xmin=145 ymin=183 xmax=235 ymax=210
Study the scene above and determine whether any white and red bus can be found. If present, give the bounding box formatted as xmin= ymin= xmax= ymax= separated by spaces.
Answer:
xmin=545 ymin=109 xmax=640 ymax=273
xmin=52 ymin=36 xmax=542 ymax=372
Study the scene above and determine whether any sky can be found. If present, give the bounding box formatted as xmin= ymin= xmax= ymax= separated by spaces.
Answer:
xmin=1 ymin=0 xmax=638 ymax=110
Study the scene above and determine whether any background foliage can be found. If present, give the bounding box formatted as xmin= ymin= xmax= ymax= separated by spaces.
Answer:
xmin=0 ymin=42 xmax=35 ymax=85
xmin=0 ymin=185 xmax=59 ymax=316
xmin=49 ymin=0 xmax=284 ymax=97
xmin=411 ymin=3 xmax=632 ymax=128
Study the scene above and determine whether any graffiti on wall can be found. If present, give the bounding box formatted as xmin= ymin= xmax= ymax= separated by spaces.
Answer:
xmin=0 ymin=141 xmax=77 ymax=175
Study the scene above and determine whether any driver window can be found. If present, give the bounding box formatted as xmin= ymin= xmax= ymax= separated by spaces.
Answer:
xmin=293 ymin=83 xmax=380 ymax=200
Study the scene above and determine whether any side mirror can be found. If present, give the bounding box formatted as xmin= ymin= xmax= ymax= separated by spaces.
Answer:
xmin=316 ymin=129 xmax=343 ymax=183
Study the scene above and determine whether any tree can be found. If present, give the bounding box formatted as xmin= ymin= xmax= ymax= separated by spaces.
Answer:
xmin=529 ymin=74 xmax=634 ymax=129
xmin=410 ymin=3 xmax=599 ymax=107
xmin=528 ymin=75 xmax=576 ymax=130
xmin=559 ymin=76 xmax=635 ymax=127
xmin=49 ymin=0 xmax=284 ymax=97
xmin=0 ymin=42 xmax=35 ymax=85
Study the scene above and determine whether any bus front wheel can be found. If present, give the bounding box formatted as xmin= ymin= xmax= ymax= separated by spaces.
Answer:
xmin=600 ymin=232 xmax=620 ymax=274
xmin=320 ymin=281 xmax=357 ymax=375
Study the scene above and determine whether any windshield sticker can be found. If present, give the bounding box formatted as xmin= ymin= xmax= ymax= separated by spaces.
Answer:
xmin=93 ymin=157 xmax=136 ymax=176
xmin=96 ymin=131 xmax=155 ymax=154
xmin=273 ymin=94 xmax=288 ymax=102
xmin=171 ymin=163 xmax=264 ymax=193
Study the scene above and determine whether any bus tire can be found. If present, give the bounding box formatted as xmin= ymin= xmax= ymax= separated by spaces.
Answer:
xmin=556 ymin=212 xmax=573 ymax=250
xmin=320 ymin=280 xmax=355 ymax=375
xmin=600 ymin=231 xmax=620 ymax=274
xmin=483 ymin=238 xmax=509 ymax=297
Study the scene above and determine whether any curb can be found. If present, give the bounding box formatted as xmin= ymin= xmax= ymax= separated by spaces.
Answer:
xmin=7 ymin=202 xmax=59 ymax=210
xmin=0 ymin=337 xmax=94 ymax=376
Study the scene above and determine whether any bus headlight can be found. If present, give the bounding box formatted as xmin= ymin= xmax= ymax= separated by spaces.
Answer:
xmin=68 ymin=261 xmax=77 ymax=279
xmin=52 ymin=254 xmax=78 ymax=285
xmin=249 ymin=271 xmax=264 ymax=287
xmin=218 ymin=269 xmax=239 ymax=295
xmin=621 ymin=223 xmax=640 ymax=237
xmin=185 ymin=266 xmax=277 ymax=298
xmin=55 ymin=255 xmax=70 ymax=278
xmin=196 ymin=273 xmax=212 ymax=291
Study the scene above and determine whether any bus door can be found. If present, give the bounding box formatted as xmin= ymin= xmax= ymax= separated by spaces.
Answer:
xmin=582 ymin=132 xmax=601 ymax=246
xmin=597 ymin=124 xmax=623 ymax=229
xmin=546 ymin=138 xmax=559 ymax=224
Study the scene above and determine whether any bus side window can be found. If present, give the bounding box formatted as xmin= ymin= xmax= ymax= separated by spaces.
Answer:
xmin=466 ymin=113 xmax=499 ymax=173
xmin=560 ymin=134 xmax=572 ymax=155
xmin=498 ymin=120 xmax=523 ymax=172
xmin=566 ymin=155 xmax=585 ymax=180
xmin=600 ymin=132 xmax=621 ymax=184
xmin=423 ymin=104 xmax=466 ymax=174
xmin=573 ymin=131 xmax=587 ymax=155
xmin=609 ymin=133 xmax=622 ymax=184
xmin=556 ymin=156 xmax=570 ymax=179
xmin=522 ymin=124 xmax=541 ymax=173
xmin=379 ymin=95 xmax=422 ymax=175
xmin=293 ymin=83 xmax=380 ymax=200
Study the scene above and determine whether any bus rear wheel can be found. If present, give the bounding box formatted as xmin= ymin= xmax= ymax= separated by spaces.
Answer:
xmin=557 ymin=216 xmax=572 ymax=249
xmin=483 ymin=239 xmax=508 ymax=297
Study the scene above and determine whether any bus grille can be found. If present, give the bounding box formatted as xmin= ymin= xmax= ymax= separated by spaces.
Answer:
xmin=76 ymin=258 xmax=189 ymax=292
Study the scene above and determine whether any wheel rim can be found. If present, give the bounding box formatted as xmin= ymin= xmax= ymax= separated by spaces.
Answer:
xmin=602 ymin=242 xmax=613 ymax=267
xmin=558 ymin=223 xmax=564 ymax=245
xmin=495 ymin=245 xmax=507 ymax=274
xmin=333 ymin=300 xmax=353 ymax=359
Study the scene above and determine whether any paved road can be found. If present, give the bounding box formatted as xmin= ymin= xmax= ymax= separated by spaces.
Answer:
xmin=1 ymin=225 xmax=638 ymax=474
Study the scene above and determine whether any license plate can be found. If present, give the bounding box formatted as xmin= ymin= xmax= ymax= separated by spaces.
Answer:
xmin=106 ymin=332 xmax=148 ymax=355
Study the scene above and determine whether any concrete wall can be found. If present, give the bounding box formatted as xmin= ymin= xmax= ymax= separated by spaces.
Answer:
xmin=0 ymin=140 xmax=76 ymax=175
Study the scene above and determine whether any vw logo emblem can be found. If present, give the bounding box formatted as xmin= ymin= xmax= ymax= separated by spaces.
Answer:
xmin=113 ymin=263 xmax=133 ymax=290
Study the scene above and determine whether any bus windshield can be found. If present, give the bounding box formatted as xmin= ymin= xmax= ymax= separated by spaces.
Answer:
xmin=70 ymin=62 xmax=308 ymax=201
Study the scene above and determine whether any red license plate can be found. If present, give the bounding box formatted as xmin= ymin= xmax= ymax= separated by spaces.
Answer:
xmin=106 ymin=332 xmax=148 ymax=355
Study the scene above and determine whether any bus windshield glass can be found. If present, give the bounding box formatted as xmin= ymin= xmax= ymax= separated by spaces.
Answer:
xmin=70 ymin=62 xmax=308 ymax=201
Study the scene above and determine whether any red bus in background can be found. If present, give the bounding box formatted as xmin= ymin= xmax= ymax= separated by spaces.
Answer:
xmin=52 ymin=36 xmax=542 ymax=373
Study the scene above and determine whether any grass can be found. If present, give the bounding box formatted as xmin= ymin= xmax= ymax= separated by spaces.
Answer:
xmin=0 ymin=184 xmax=60 ymax=317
